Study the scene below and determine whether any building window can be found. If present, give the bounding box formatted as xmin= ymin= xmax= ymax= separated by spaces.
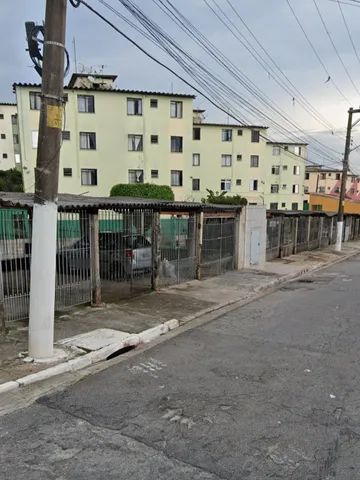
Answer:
xmin=151 ymin=169 xmax=159 ymax=178
xmin=63 ymin=93 xmax=68 ymax=103
xmin=150 ymin=135 xmax=158 ymax=144
xmin=304 ymin=186 xmax=309 ymax=193
xmin=193 ymin=127 xmax=201 ymax=140
xmin=292 ymin=202 xmax=299 ymax=210
xmin=128 ymin=134 xmax=143 ymax=151
xmin=334 ymin=187 xmax=340 ymax=193
xmin=221 ymin=154 xmax=232 ymax=167
xmin=270 ymin=203 xmax=278 ymax=210
xmin=282 ymin=184 xmax=287 ymax=190
xmin=2 ymin=153 xmax=7 ymax=159
xmin=171 ymin=136 xmax=183 ymax=153
xmin=251 ymin=130 xmax=260 ymax=143
xmin=63 ymin=168 xmax=72 ymax=177
xmin=336 ymin=173 xmax=341 ymax=180
xmin=283 ymin=165 xmax=288 ymax=171
xmin=170 ymin=100 xmax=183 ymax=118
xmin=321 ymin=173 xmax=326 ymax=180
xmin=328 ymin=172 xmax=332 ymax=177
xmin=292 ymin=184 xmax=299 ymax=194
xmin=319 ymin=186 xmax=325 ymax=193
xmin=13 ymin=134 xmax=19 ymax=144
xmin=29 ymin=91 xmax=42 ymax=110
xmin=171 ymin=170 xmax=183 ymax=186
xmin=15 ymin=154 xmax=21 ymax=164
xmin=81 ymin=168 xmax=97 ymax=185
xmin=62 ymin=130 xmax=70 ymax=140
xmin=222 ymin=129 xmax=232 ymax=141
xmin=11 ymin=115 xmax=17 ymax=125
xmin=293 ymin=165 xmax=300 ymax=175
xmin=305 ymin=172 xmax=310 ymax=180
xmin=294 ymin=146 xmax=302 ymax=156
xmin=150 ymin=99 xmax=158 ymax=108
xmin=284 ymin=146 xmax=288 ymax=151
xmin=0 ymin=134 xmax=5 ymax=140
xmin=271 ymin=165 xmax=280 ymax=175
xmin=351 ymin=175 xmax=357 ymax=181
xmin=192 ymin=153 xmax=200 ymax=166
xmin=0 ymin=114 xmax=3 ymax=120
xmin=31 ymin=130 xmax=38 ymax=149
xmin=237 ymin=154 xmax=242 ymax=161
xmin=272 ymin=146 xmax=281 ymax=156
xmin=250 ymin=179 xmax=258 ymax=191
xmin=80 ymin=132 xmax=96 ymax=150
xmin=236 ymin=179 xmax=242 ymax=186
xmin=127 ymin=98 xmax=143 ymax=115
xmin=77 ymin=95 xmax=95 ymax=113
xmin=237 ymin=129 xmax=243 ymax=136
xmin=281 ymin=202 xmax=286 ymax=208
xmin=192 ymin=178 xmax=200 ymax=191
xmin=271 ymin=184 xmax=279 ymax=193
xmin=128 ymin=169 xmax=144 ymax=184
xmin=250 ymin=155 xmax=259 ymax=167
xmin=220 ymin=179 xmax=231 ymax=192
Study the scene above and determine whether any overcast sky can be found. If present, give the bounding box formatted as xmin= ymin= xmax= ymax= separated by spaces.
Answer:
xmin=2 ymin=0 xmax=360 ymax=169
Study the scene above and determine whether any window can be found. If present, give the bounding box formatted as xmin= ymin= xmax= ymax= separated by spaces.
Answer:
xmin=193 ymin=127 xmax=201 ymax=140
xmin=192 ymin=178 xmax=200 ymax=191
xmin=128 ymin=134 xmax=143 ymax=151
xmin=150 ymin=135 xmax=158 ymax=144
xmin=151 ymin=169 xmax=159 ymax=178
xmin=282 ymin=184 xmax=287 ymax=190
xmin=29 ymin=91 xmax=42 ymax=110
xmin=291 ymin=202 xmax=299 ymax=210
xmin=128 ymin=169 xmax=144 ymax=184
xmin=80 ymin=132 xmax=96 ymax=150
xmin=334 ymin=187 xmax=340 ymax=193
xmin=318 ymin=186 xmax=325 ymax=193
xmin=250 ymin=179 xmax=258 ymax=191
xmin=11 ymin=115 xmax=17 ymax=125
xmin=222 ymin=129 xmax=232 ymax=141
xmin=271 ymin=165 xmax=280 ymax=175
xmin=304 ymin=186 xmax=309 ymax=193
xmin=127 ymin=98 xmax=142 ymax=115
xmin=170 ymin=100 xmax=183 ymax=118
xmin=0 ymin=114 xmax=3 ymax=120
xmin=292 ymin=184 xmax=299 ymax=194
xmin=15 ymin=154 xmax=21 ymax=164
xmin=192 ymin=153 xmax=200 ymax=166
xmin=272 ymin=146 xmax=281 ymax=156
xmin=328 ymin=172 xmax=332 ymax=177
xmin=270 ymin=203 xmax=278 ymax=210
xmin=283 ymin=165 xmax=288 ymax=171
xmin=237 ymin=154 xmax=242 ymax=162
xmin=281 ymin=202 xmax=286 ymax=208
xmin=63 ymin=168 xmax=72 ymax=177
xmin=321 ymin=173 xmax=326 ymax=180
xmin=81 ymin=168 xmax=97 ymax=186
xmin=293 ymin=165 xmax=300 ymax=175
xmin=62 ymin=130 xmax=70 ymax=141
xmin=305 ymin=172 xmax=310 ymax=180
xmin=294 ymin=146 xmax=302 ymax=156
xmin=251 ymin=130 xmax=260 ymax=143
xmin=284 ymin=146 xmax=288 ymax=151
xmin=171 ymin=136 xmax=183 ymax=153
xmin=237 ymin=129 xmax=243 ymax=136
xmin=351 ymin=175 xmax=357 ymax=182
xmin=2 ymin=153 xmax=7 ymax=159
xmin=250 ymin=155 xmax=259 ymax=167
xmin=271 ymin=184 xmax=279 ymax=193
xmin=0 ymin=134 xmax=5 ymax=139
xmin=236 ymin=179 xmax=242 ymax=186
xmin=221 ymin=154 xmax=232 ymax=167
xmin=312 ymin=204 xmax=323 ymax=212
xmin=77 ymin=95 xmax=95 ymax=113
xmin=13 ymin=134 xmax=19 ymax=144
xmin=171 ymin=170 xmax=183 ymax=186
xmin=63 ymin=93 xmax=68 ymax=103
xmin=336 ymin=173 xmax=341 ymax=180
xmin=220 ymin=179 xmax=231 ymax=192
xmin=31 ymin=130 xmax=38 ymax=149
xmin=150 ymin=99 xmax=158 ymax=108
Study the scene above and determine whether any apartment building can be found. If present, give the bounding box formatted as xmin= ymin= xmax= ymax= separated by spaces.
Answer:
xmin=0 ymin=103 xmax=21 ymax=170
xmin=14 ymin=73 xmax=306 ymax=209
xmin=304 ymin=165 xmax=360 ymax=199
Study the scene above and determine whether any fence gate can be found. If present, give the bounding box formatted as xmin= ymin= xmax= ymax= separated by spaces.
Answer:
xmin=201 ymin=216 xmax=236 ymax=277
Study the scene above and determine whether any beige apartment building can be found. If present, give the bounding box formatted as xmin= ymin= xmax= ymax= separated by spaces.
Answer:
xmin=0 ymin=102 xmax=21 ymax=170
xmin=13 ymin=73 xmax=306 ymax=209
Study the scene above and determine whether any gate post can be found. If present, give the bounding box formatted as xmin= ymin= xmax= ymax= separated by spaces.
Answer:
xmin=89 ymin=210 xmax=102 ymax=306
xmin=195 ymin=212 xmax=203 ymax=280
xmin=307 ymin=215 xmax=312 ymax=250
xmin=151 ymin=210 xmax=161 ymax=290
xmin=293 ymin=217 xmax=299 ymax=254
xmin=319 ymin=216 xmax=324 ymax=249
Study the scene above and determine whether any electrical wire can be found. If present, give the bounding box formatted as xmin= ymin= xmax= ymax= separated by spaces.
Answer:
xmin=336 ymin=0 xmax=360 ymax=70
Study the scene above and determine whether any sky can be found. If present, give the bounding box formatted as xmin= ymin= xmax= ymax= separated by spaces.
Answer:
xmin=2 ymin=0 xmax=360 ymax=170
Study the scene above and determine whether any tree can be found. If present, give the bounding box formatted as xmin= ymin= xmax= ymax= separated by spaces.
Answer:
xmin=0 ymin=169 xmax=24 ymax=192
xmin=202 ymin=189 xmax=248 ymax=206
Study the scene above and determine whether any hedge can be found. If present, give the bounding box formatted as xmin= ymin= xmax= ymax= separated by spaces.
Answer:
xmin=202 ymin=189 xmax=248 ymax=206
xmin=0 ymin=168 xmax=23 ymax=192
xmin=110 ymin=183 xmax=175 ymax=201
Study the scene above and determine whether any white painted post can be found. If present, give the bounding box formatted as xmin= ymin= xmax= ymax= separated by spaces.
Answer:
xmin=334 ymin=221 xmax=344 ymax=252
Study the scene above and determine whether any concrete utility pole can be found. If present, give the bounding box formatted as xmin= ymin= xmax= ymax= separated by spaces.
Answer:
xmin=28 ymin=0 xmax=67 ymax=359
xmin=335 ymin=108 xmax=360 ymax=252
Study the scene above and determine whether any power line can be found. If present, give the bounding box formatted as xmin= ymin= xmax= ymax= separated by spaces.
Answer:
xmin=336 ymin=0 xmax=360 ymax=70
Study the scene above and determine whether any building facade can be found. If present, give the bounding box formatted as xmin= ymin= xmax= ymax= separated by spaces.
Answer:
xmin=304 ymin=166 xmax=360 ymax=199
xmin=14 ymin=73 xmax=307 ymax=209
xmin=0 ymin=103 xmax=21 ymax=170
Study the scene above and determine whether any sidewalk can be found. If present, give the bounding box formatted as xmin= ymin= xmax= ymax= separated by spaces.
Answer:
xmin=1 ymin=241 xmax=360 ymax=387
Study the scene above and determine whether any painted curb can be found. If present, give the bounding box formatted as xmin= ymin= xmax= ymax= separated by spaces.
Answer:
xmin=0 ymin=381 xmax=19 ymax=394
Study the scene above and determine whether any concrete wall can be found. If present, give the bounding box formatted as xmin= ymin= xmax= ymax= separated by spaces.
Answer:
xmin=0 ymin=104 xmax=19 ymax=170
xmin=237 ymin=205 xmax=266 ymax=270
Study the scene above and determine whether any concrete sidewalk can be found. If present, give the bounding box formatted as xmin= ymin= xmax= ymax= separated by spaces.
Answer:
xmin=1 ymin=241 xmax=360 ymax=386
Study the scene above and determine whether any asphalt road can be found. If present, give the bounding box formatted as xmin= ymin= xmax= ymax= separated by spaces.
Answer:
xmin=2 ymin=256 xmax=360 ymax=479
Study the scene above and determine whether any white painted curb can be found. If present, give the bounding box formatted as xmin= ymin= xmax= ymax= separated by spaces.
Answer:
xmin=0 ymin=381 xmax=19 ymax=394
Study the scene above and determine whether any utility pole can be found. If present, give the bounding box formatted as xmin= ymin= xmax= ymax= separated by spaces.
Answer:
xmin=28 ymin=0 xmax=67 ymax=359
xmin=335 ymin=108 xmax=360 ymax=251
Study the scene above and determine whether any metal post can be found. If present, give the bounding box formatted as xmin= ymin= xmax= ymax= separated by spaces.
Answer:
xmin=151 ymin=211 xmax=160 ymax=290
xmin=89 ymin=210 xmax=101 ymax=306
xmin=28 ymin=0 xmax=67 ymax=359
xmin=195 ymin=212 xmax=203 ymax=280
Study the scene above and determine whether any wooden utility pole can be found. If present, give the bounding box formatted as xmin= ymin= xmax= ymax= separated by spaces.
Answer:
xmin=28 ymin=0 xmax=67 ymax=359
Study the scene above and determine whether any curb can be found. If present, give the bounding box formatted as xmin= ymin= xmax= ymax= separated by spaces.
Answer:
xmin=0 ymin=248 xmax=357 ymax=395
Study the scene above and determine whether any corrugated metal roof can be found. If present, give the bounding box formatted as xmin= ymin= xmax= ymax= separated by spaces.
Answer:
xmin=198 ymin=122 xmax=268 ymax=129
xmin=0 ymin=192 xmax=241 ymax=213
xmin=267 ymin=141 xmax=308 ymax=146
xmin=13 ymin=82 xmax=195 ymax=99
xmin=0 ymin=102 xmax=16 ymax=107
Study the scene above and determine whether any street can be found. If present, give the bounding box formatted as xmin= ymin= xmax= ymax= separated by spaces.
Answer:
xmin=1 ymin=255 xmax=360 ymax=479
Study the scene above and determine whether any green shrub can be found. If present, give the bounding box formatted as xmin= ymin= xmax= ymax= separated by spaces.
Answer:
xmin=202 ymin=189 xmax=248 ymax=206
xmin=0 ymin=168 xmax=23 ymax=192
xmin=110 ymin=183 xmax=174 ymax=201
